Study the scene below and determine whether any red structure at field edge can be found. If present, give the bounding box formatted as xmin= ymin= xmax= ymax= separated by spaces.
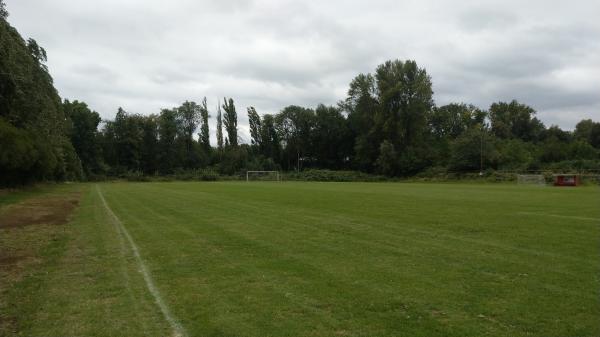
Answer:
xmin=553 ymin=174 xmax=579 ymax=186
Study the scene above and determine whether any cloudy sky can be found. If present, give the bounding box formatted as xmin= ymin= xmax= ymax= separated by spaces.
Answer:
xmin=5 ymin=0 xmax=600 ymax=140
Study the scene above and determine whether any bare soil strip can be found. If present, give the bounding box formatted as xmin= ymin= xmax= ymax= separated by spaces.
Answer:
xmin=0 ymin=192 xmax=80 ymax=228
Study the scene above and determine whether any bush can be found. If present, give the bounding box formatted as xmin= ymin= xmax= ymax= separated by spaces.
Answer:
xmin=123 ymin=171 xmax=150 ymax=182
xmin=285 ymin=169 xmax=386 ymax=182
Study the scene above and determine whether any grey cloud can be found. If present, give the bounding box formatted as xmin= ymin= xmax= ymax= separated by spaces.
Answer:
xmin=4 ymin=0 xmax=600 ymax=136
xmin=458 ymin=7 xmax=519 ymax=32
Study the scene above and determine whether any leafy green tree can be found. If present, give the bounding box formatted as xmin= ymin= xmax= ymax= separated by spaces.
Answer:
xmin=112 ymin=107 xmax=144 ymax=171
xmin=375 ymin=140 xmax=397 ymax=176
xmin=574 ymin=119 xmax=600 ymax=149
xmin=489 ymin=100 xmax=545 ymax=142
xmin=542 ymin=125 xmax=572 ymax=143
xmin=177 ymin=100 xmax=201 ymax=168
xmin=426 ymin=103 xmax=487 ymax=168
xmin=538 ymin=137 xmax=569 ymax=163
xmin=247 ymin=106 xmax=262 ymax=146
xmin=429 ymin=103 xmax=486 ymax=139
xmin=218 ymin=145 xmax=249 ymax=175
xmin=374 ymin=60 xmax=433 ymax=149
xmin=449 ymin=128 xmax=498 ymax=172
xmin=198 ymin=97 xmax=210 ymax=151
xmin=574 ymin=119 xmax=595 ymax=140
xmin=140 ymin=114 xmax=159 ymax=174
xmin=374 ymin=60 xmax=434 ymax=175
xmin=343 ymin=60 xmax=434 ymax=175
xmin=568 ymin=140 xmax=598 ymax=160
xmin=26 ymin=38 xmax=47 ymax=71
xmin=216 ymin=104 xmax=224 ymax=150
xmin=222 ymin=97 xmax=238 ymax=146
xmin=312 ymin=104 xmax=350 ymax=169
xmin=591 ymin=124 xmax=600 ymax=149
xmin=0 ymin=118 xmax=38 ymax=185
xmin=259 ymin=114 xmax=281 ymax=161
xmin=0 ymin=13 xmax=80 ymax=185
xmin=343 ymin=73 xmax=380 ymax=171
xmin=275 ymin=105 xmax=315 ymax=171
xmin=63 ymin=99 xmax=102 ymax=176
xmin=157 ymin=108 xmax=179 ymax=173
xmin=497 ymin=139 xmax=534 ymax=170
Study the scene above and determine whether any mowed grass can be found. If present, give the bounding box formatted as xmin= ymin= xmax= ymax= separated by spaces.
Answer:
xmin=4 ymin=181 xmax=600 ymax=337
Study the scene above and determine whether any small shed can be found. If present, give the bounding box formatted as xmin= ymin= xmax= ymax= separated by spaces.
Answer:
xmin=553 ymin=174 xmax=580 ymax=187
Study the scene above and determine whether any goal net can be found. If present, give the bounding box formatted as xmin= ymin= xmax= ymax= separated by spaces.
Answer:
xmin=517 ymin=174 xmax=545 ymax=185
xmin=246 ymin=171 xmax=280 ymax=182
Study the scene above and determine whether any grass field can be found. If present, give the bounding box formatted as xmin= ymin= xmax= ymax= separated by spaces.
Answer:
xmin=1 ymin=182 xmax=599 ymax=337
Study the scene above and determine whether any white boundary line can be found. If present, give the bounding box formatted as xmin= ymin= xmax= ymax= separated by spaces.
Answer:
xmin=517 ymin=211 xmax=600 ymax=222
xmin=96 ymin=185 xmax=187 ymax=337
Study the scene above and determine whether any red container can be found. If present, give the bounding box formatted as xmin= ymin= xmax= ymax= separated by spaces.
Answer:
xmin=554 ymin=174 xmax=579 ymax=186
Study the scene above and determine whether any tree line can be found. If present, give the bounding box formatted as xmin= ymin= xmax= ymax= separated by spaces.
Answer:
xmin=72 ymin=72 xmax=599 ymax=180
xmin=1 ymin=3 xmax=599 ymax=186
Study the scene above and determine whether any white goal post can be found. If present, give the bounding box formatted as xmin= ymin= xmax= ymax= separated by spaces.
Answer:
xmin=246 ymin=171 xmax=280 ymax=182
xmin=517 ymin=174 xmax=546 ymax=185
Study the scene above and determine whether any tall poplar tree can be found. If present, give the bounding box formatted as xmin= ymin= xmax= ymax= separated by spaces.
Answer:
xmin=222 ymin=97 xmax=238 ymax=146
xmin=216 ymin=104 xmax=224 ymax=150
xmin=199 ymin=97 xmax=210 ymax=150
xmin=247 ymin=106 xmax=262 ymax=146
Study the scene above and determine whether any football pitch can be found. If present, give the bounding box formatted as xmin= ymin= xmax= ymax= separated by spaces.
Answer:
xmin=2 ymin=182 xmax=599 ymax=336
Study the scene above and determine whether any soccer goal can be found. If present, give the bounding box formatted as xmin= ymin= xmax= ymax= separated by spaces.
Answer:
xmin=517 ymin=174 xmax=546 ymax=185
xmin=246 ymin=171 xmax=280 ymax=182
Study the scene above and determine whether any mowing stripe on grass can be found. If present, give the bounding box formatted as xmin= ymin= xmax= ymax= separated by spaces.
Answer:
xmin=517 ymin=211 xmax=600 ymax=223
xmin=96 ymin=185 xmax=187 ymax=337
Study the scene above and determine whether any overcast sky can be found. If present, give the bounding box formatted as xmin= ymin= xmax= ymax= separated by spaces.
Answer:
xmin=5 ymin=0 xmax=600 ymax=141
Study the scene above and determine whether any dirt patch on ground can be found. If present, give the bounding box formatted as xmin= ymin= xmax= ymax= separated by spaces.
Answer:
xmin=0 ymin=189 xmax=81 ymax=336
xmin=0 ymin=192 xmax=81 ymax=229
xmin=0 ymin=255 xmax=28 ymax=266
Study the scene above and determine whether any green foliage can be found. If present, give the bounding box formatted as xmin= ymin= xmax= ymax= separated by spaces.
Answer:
xmin=286 ymin=169 xmax=385 ymax=182
xmin=343 ymin=60 xmax=434 ymax=175
xmin=497 ymin=139 xmax=535 ymax=170
xmin=449 ymin=128 xmax=498 ymax=172
xmin=374 ymin=60 xmax=433 ymax=149
xmin=63 ymin=99 xmax=102 ymax=177
xmin=489 ymin=100 xmax=545 ymax=141
xmin=0 ymin=117 xmax=38 ymax=185
xmin=247 ymin=106 xmax=261 ymax=146
xmin=275 ymin=105 xmax=315 ymax=171
xmin=258 ymin=114 xmax=281 ymax=161
xmin=0 ymin=16 xmax=81 ymax=186
xmin=312 ymin=104 xmax=350 ymax=169
xmin=139 ymin=114 xmax=159 ymax=174
xmin=429 ymin=103 xmax=486 ymax=139
xmin=217 ymin=145 xmax=249 ymax=175
xmin=157 ymin=108 xmax=180 ymax=173
xmin=375 ymin=140 xmax=397 ymax=176
xmin=198 ymin=97 xmax=210 ymax=150
xmin=3 ymin=10 xmax=600 ymax=188
xmin=574 ymin=119 xmax=600 ymax=149
xmin=222 ymin=97 xmax=238 ymax=146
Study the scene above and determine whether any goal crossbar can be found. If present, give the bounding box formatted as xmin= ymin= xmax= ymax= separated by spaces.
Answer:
xmin=246 ymin=171 xmax=280 ymax=182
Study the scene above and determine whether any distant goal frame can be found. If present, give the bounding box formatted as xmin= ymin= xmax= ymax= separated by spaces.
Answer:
xmin=517 ymin=174 xmax=546 ymax=185
xmin=246 ymin=170 xmax=281 ymax=182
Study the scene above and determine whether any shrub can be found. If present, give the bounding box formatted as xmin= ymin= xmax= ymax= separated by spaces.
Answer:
xmin=285 ymin=169 xmax=386 ymax=182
